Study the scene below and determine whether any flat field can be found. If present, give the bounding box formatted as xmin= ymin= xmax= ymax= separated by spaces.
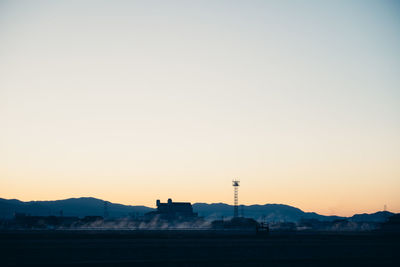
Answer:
xmin=0 ymin=230 xmax=398 ymax=266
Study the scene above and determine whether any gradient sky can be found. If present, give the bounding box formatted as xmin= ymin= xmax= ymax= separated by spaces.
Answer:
xmin=1 ymin=0 xmax=399 ymax=216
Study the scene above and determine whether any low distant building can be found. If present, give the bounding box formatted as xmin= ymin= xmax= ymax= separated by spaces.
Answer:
xmin=13 ymin=213 xmax=79 ymax=229
xmin=145 ymin=198 xmax=198 ymax=221
xmin=212 ymin=217 xmax=260 ymax=231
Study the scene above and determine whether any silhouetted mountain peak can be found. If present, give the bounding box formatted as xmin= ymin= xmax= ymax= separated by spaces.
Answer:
xmin=0 ymin=197 xmax=153 ymax=218
xmin=350 ymin=211 xmax=394 ymax=222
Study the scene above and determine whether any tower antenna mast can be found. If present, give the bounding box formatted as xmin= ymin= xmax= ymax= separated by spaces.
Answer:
xmin=232 ymin=179 xmax=240 ymax=218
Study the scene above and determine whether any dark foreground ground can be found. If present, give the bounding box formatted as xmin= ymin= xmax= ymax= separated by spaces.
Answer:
xmin=1 ymin=230 xmax=399 ymax=266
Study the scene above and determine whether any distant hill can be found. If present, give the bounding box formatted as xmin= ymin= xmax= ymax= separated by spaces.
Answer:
xmin=350 ymin=211 xmax=394 ymax=222
xmin=193 ymin=203 xmax=344 ymax=222
xmin=0 ymin=197 xmax=153 ymax=218
xmin=0 ymin=197 xmax=394 ymax=222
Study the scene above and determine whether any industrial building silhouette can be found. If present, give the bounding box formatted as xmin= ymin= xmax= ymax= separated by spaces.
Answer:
xmin=144 ymin=198 xmax=198 ymax=221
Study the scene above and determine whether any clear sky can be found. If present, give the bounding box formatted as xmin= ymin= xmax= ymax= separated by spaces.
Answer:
xmin=1 ymin=0 xmax=399 ymax=216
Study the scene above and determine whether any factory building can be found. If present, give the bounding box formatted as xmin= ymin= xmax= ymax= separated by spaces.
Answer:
xmin=145 ymin=198 xmax=198 ymax=221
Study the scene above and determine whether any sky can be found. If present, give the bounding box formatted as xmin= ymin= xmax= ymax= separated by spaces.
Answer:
xmin=1 ymin=0 xmax=399 ymax=216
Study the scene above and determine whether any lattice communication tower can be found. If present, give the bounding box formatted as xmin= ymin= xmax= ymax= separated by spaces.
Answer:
xmin=232 ymin=179 xmax=240 ymax=218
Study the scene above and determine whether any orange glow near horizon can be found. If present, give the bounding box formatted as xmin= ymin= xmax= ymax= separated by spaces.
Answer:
xmin=1 ymin=161 xmax=399 ymax=217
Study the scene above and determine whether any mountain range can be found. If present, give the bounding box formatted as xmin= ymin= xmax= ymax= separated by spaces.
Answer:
xmin=0 ymin=197 xmax=394 ymax=223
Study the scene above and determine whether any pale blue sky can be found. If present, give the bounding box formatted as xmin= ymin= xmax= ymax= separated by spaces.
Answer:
xmin=1 ymin=0 xmax=399 ymax=215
